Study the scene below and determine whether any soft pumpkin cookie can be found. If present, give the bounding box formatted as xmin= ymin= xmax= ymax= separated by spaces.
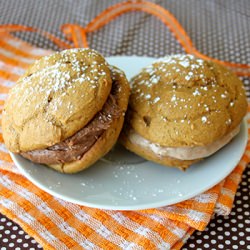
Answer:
xmin=2 ymin=49 xmax=130 ymax=173
xmin=121 ymin=54 xmax=247 ymax=170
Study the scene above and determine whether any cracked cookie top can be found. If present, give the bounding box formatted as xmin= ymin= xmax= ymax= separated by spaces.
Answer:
xmin=2 ymin=48 xmax=112 ymax=152
xmin=128 ymin=54 xmax=247 ymax=147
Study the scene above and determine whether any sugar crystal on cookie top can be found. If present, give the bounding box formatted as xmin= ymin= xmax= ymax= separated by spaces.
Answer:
xmin=201 ymin=116 xmax=207 ymax=123
xmin=153 ymin=97 xmax=160 ymax=103
xmin=193 ymin=89 xmax=201 ymax=96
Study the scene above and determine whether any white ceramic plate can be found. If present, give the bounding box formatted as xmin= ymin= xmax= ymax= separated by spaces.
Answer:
xmin=11 ymin=56 xmax=248 ymax=210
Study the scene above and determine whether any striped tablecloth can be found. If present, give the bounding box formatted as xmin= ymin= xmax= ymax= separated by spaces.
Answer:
xmin=0 ymin=1 xmax=249 ymax=249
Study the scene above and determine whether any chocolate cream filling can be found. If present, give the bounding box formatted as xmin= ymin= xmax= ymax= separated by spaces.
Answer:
xmin=21 ymin=82 xmax=121 ymax=164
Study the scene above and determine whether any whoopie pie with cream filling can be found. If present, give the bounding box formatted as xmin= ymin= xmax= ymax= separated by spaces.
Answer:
xmin=2 ymin=48 xmax=130 ymax=173
xmin=121 ymin=54 xmax=247 ymax=170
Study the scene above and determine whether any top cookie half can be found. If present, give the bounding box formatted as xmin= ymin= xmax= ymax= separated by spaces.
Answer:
xmin=2 ymin=48 xmax=112 ymax=152
xmin=128 ymin=54 xmax=247 ymax=147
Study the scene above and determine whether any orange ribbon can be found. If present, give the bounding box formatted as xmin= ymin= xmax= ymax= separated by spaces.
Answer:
xmin=0 ymin=24 xmax=72 ymax=49
xmin=0 ymin=1 xmax=249 ymax=76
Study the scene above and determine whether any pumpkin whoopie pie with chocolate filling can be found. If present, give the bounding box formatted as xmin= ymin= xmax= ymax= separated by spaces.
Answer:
xmin=2 ymin=48 xmax=130 ymax=173
xmin=121 ymin=54 xmax=247 ymax=170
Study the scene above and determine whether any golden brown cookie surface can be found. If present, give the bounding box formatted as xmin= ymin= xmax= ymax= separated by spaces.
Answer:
xmin=129 ymin=55 xmax=247 ymax=147
xmin=3 ymin=48 xmax=112 ymax=152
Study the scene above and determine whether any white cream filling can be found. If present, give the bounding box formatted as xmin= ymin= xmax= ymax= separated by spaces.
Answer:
xmin=128 ymin=126 xmax=240 ymax=160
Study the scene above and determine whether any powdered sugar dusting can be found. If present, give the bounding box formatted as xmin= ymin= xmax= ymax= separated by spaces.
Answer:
xmin=135 ymin=54 xmax=207 ymax=90
xmin=13 ymin=48 xmax=109 ymax=111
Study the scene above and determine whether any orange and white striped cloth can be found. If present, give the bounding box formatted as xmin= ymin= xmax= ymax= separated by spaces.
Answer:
xmin=0 ymin=1 xmax=250 ymax=248
xmin=0 ymin=32 xmax=249 ymax=250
